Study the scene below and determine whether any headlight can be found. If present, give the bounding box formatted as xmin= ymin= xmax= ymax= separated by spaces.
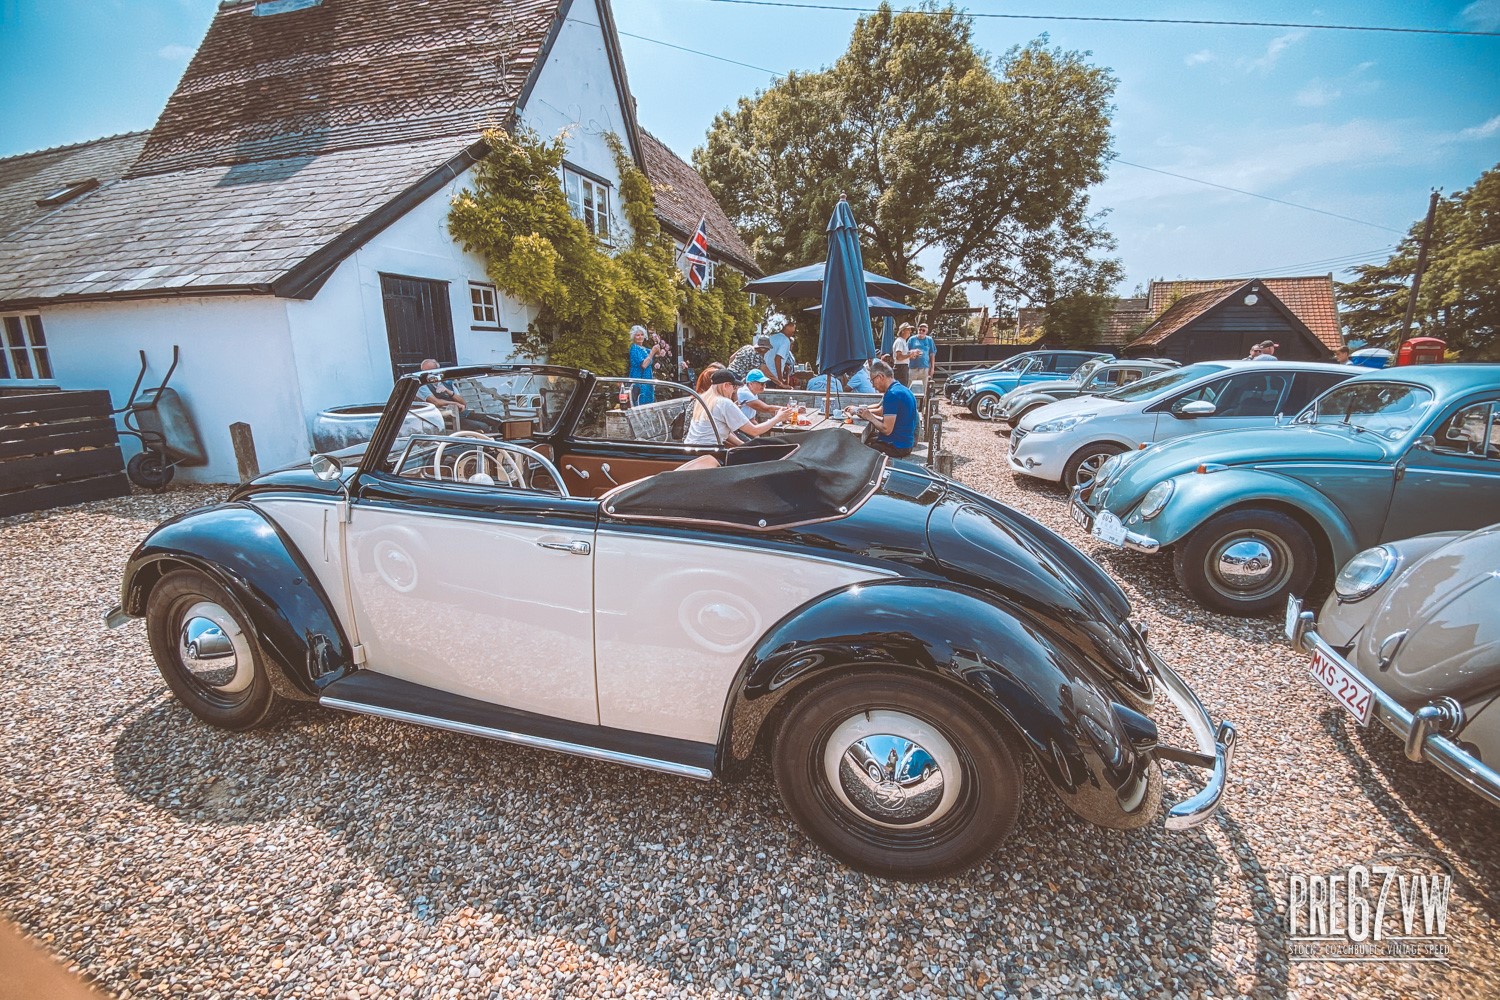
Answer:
xmin=1095 ymin=453 xmax=1124 ymax=483
xmin=1334 ymin=546 xmax=1399 ymax=602
xmin=1137 ymin=480 xmax=1174 ymax=520
xmin=1031 ymin=413 xmax=1095 ymax=434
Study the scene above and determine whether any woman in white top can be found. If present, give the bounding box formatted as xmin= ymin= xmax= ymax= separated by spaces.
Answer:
xmin=685 ymin=368 xmax=791 ymax=446
xmin=891 ymin=323 xmax=913 ymax=386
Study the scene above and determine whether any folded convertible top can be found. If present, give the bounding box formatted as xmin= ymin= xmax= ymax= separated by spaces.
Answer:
xmin=601 ymin=428 xmax=887 ymax=531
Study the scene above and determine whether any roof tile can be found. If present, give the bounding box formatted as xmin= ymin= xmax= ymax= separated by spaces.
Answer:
xmin=638 ymin=127 xmax=759 ymax=276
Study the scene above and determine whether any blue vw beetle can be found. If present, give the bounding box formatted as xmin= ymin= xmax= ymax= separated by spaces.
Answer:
xmin=1071 ymin=366 xmax=1500 ymax=615
xmin=952 ymin=351 xmax=1111 ymax=419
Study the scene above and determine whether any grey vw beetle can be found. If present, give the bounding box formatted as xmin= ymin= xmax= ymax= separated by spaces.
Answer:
xmin=1287 ymin=524 xmax=1500 ymax=807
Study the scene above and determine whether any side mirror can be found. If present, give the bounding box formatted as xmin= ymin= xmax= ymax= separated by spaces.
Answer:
xmin=311 ymin=454 xmax=344 ymax=481
xmin=1175 ymin=400 xmax=1217 ymax=419
xmin=1412 ymin=435 xmax=1436 ymax=452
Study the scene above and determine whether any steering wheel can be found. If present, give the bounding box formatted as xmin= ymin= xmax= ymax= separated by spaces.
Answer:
xmin=432 ymin=431 xmax=526 ymax=487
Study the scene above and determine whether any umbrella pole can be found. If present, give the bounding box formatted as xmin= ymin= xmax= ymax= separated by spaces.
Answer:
xmin=824 ymin=376 xmax=832 ymax=418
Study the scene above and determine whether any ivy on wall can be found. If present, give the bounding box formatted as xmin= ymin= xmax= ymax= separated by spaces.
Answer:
xmin=448 ymin=128 xmax=758 ymax=374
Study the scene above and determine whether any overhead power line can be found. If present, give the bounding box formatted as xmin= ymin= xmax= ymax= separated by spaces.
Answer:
xmin=601 ymin=19 xmax=1412 ymax=236
xmin=691 ymin=0 xmax=1500 ymax=38
xmin=1113 ymin=161 xmax=1408 ymax=234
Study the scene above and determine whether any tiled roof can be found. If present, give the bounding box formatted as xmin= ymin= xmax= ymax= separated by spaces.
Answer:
xmin=0 ymin=137 xmax=472 ymax=306
xmin=0 ymin=132 xmax=147 ymax=241
xmin=132 ymin=0 xmax=561 ymax=176
xmin=637 ymin=128 xmax=758 ymax=276
xmin=1126 ymin=284 xmax=1249 ymax=349
xmin=1146 ymin=276 xmax=1341 ymax=349
xmin=1101 ymin=297 xmax=1149 ymax=347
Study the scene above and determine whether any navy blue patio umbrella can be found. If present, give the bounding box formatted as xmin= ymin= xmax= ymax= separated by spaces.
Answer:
xmin=744 ymin=261 xmax=920 ymax=300
xmin=880 ymin=316 xmax=895 ymax=358
xmin=802 ymin=294 xmax=916 ymax=317
xmin=816 ymin=197 xmax=876 ymax=411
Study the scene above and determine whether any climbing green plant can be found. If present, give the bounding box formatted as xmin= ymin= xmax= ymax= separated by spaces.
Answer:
xmin=448 ymin=128 xmax=758 ymax=374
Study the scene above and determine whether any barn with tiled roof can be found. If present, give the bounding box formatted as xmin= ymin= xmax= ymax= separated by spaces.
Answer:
xmin=1124 ymin=276 xmax=1341 ymax=362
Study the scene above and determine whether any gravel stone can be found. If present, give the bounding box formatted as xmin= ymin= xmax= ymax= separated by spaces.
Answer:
xmin=0 ymin=416 xmax=1495 ymax=998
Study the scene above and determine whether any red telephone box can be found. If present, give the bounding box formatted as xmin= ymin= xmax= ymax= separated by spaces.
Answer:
xmin=1396 ymin=337 xmax=1446 ymax=366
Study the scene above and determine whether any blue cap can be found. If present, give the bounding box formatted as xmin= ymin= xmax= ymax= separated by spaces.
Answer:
xmin=745 ymin=370 xmax=768 ymax=383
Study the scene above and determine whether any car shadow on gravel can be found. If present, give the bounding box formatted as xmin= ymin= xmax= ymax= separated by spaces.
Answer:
xmin=1318 ymin=707 xmax=1500 ymax=922
xmin=110 ymin=700 xmax=1292 ymax=996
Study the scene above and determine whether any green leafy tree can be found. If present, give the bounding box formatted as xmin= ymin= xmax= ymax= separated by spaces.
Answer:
xmin=695 ymin=3 xmax=1119 ymax=316
xmin=1339 ymin=164 xmax=1500 ymax=360
xmin=449 ymin=129 xmax=756 ymax=372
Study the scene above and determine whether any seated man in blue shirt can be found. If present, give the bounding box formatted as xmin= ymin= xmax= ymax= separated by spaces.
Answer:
xmin=844 ymin=363 xmax=877 ymax=394
xmin=846 ymin=359 xmax=918 ymax=458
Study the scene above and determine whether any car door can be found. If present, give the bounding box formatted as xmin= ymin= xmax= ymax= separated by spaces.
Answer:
xmin=1383 ymin=399 xmax=1500 ymax=540
xmin=1152 ymin=370 xmax=1296 ymax=443
xmin=342 ymin=470 xmax=602 ymax=725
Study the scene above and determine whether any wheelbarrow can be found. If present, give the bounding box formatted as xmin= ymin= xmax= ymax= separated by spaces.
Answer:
xmin=114 ymin=346 xmax=207 ymax=489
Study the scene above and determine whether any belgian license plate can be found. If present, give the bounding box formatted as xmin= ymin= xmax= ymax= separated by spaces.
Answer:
xmin=1308 ymin=647 xmax=1374 ymax=726
xmin=1091 ymin=510 xmax=1128 ymax=547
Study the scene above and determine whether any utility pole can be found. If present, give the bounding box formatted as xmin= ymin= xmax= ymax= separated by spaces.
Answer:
xmin=1398 ymin=189 xmax=1441 ymax=349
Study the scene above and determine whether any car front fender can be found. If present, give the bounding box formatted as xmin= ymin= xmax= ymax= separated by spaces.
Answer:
xmin=118 ymin=502 xmax=352 ymax=697
xmin=717 ymin=580 xmax=1162 ymax=829
xmin=1123 ymin=470 xmax=1359 ymax=563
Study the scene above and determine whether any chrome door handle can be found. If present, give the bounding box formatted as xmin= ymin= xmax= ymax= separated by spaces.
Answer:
xmin=600 ymin=462 xmax=618 ymax=485
xmin=537 ymin=539 xmax=591 ymax=556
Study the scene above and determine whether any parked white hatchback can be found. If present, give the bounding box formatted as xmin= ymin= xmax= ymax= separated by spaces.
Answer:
xmin=1008 ymin=360 xmax=1357 ymax=489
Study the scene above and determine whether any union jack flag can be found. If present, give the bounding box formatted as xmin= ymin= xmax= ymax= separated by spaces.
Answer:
xmin=680 ymin=216 xmax=712 ymax=290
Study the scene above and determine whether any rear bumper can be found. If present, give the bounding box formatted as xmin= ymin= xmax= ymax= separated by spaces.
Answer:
xmin=1286 ymin=596 xmax=1500 ymax=808
xmin=1143 ymin=639 xmax=1237 ymax=829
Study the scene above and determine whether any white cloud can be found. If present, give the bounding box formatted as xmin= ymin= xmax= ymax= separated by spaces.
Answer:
xmin=1460 ymin=0 xmax=1500 ymax=30
xmin=1294 ymin=81 xmax=1341 ymax=107
xmin=1184 ymin=50 xmax=1214 ymax=66
xmin=158 ymin=44 xmax=194 ymax=61
xmin=1455 ymin=114 xmax=1500 ymax=141
xmin=1241 ymin=30 xmax=1306 ymax=73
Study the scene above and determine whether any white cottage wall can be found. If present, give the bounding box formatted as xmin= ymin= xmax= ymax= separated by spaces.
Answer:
xmin=33 ymin=295 xmax=303 ymax=483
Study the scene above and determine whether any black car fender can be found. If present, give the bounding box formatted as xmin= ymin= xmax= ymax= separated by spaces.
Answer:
xmin=716 ymin=579 xmax=1161 ymax=828
xmin=118 ymin=503 xmax=352 ymax=698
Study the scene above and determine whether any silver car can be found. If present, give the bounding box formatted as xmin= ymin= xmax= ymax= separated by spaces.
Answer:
xmin=1287 ymin=524 xmax=1500 ymax=807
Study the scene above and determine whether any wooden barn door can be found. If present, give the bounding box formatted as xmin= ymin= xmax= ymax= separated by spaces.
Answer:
xmin=380 ymin=274 xmax=456 ymax=381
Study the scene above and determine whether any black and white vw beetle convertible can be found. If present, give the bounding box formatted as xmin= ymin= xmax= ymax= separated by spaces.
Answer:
xmin=109 ymin=365 xmax=1235 ymax=879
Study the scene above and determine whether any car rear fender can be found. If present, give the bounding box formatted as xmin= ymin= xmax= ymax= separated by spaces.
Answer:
xmin=717 ymin=580 xmax=1161 ymax=829
xmin=1142 ymin=470 xmax=1359 ymax=565
xmin=119 ymin=502 xmax=352 ymax=698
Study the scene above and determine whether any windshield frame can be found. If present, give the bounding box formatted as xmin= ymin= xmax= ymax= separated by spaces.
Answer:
xmin=1291 ymin=378 xmax=1438 ymax=444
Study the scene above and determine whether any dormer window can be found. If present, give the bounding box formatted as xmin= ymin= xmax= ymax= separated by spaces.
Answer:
xmin=35 ymin=178 xmax=99 ymax=208
xmin=254 ymin=0 xmax=323 ymax=15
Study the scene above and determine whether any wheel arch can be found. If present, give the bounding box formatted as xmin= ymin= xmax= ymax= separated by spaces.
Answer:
xmin=716 ymin=580 xmax=1160 ymax=829
xmin=121 ymin=503 xmax=352 ymax=698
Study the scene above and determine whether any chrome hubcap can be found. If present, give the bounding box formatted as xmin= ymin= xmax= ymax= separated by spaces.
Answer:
xmin=976 ymin=396 xmax=999 ymax=419
xmin=1209 ymin=534 xmax=1291 ymax=597
xmin=178 ymin=601 xmax=254 ymax=694
xmin=823 ymin=711 xmax=958 ymax=828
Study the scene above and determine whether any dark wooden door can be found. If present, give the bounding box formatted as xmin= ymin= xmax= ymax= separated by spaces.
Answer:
xmin=380 ymin=274 xmax=456 ymax=380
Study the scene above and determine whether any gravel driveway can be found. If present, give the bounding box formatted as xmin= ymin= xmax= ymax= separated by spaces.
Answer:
xmin=2 ymin=410 xmax=1496 ymax=999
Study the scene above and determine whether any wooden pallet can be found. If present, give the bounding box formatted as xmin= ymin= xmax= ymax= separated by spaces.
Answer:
xmin=0 ymin=390 xmax=130 ymax=517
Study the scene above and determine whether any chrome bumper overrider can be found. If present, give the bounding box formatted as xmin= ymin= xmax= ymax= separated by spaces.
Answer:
xmin=1144 ymin=644 xmax=1238 ymax=830
xmin=1068 ymin=491 xmax=1162 ymax=554
xmin=104 ymin=604 xmax=130 ymax=629
xmin=1286 ymin=597 xmax=1500 ymax=808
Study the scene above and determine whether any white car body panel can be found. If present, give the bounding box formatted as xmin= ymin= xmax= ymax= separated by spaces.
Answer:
xmin=593 ymin=532 xmax=892 ymax=743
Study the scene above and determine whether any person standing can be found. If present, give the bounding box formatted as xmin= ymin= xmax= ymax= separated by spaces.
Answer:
xmin=891 ymin=323 xmax=913 ymax=386
xmin=845 ymin=359 xmax=918 ymax=458
xmin=908 ymin=322 xmax=935 ymax=391
xmin=629 ymin=325 xmax=663 ymax=403
xmin=767 ymin=320 xmax=798 ymax=388
xmin=1249 ymin=339 xmax=1279 ymax=362
xmin=728 ymin=336 xmax=776 ymax=381
xmin=1333 ymin=346 xmax=1352 ymax=364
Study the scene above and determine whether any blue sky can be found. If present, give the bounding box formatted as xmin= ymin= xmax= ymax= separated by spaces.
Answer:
xmin=2 ymin=1 xmax=1497 ymax=301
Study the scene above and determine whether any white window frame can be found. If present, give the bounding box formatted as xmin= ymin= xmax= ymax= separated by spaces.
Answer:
xmin=468 ymin=282 xmax=503 ymax=331
xmin=1 ymin=312 xmax=55 ymax=381
xmin=562 ymin=164 xmax=612 ymax=243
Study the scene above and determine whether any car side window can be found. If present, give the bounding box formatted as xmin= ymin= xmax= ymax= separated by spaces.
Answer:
xmin=573 ymin=380 xmax=699 ymax=444
xmin=1171 ymin=377 xmax=1230 ymax=410
xmin=1431 ymin=402 xmax=1499 ymax=460
xmin=1208 ymin=372 xmax=1293 ymax=418
xmin=1281 ymin=373 xmax=1349 ymax=415
xmin=1052 ymin=355 xmax=1088 ymax=374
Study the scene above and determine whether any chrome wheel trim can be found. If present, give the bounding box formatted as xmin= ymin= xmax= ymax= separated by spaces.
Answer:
xmin=822 ymin=710 xmax=960 ymax=830
xmin=974 ymin=395 xmax=1000 ymax=420
xmin=177 ymin=600 xmax=255 ymax=695
xmin=1206 ymin=532 xmax=1292 ymax=599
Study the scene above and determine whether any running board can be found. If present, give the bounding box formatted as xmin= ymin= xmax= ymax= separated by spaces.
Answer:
xmin=320 ymin=672 xmax=716 ymax=781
